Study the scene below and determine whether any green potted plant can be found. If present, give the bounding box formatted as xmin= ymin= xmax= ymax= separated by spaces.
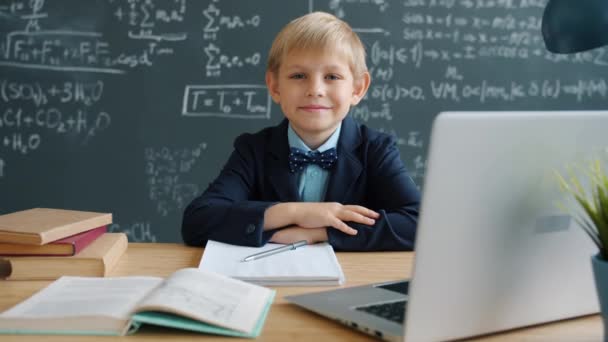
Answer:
xmin=555 ymin=150 xmax=608 ymax=340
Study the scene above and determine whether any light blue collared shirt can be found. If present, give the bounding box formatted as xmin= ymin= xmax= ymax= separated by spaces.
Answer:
xmin=287 ymin=123 xmax=342 ymax=202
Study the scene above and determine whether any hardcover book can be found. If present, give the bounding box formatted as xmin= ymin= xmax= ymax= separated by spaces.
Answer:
xmin=0 ymin=208 xmax=112 ymax=245
xmin=0 ymin=233 xmax=127 ymax=280
xmin=0 ymin=225 xmax=107 ymax=256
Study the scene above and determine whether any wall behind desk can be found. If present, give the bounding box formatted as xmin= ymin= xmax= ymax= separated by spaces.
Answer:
xmin=1 ymin=0 xmax=606 ymax=242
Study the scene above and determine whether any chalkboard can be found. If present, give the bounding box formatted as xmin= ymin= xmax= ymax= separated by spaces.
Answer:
xmin=1 ymin=0 xmax=607 ymax=242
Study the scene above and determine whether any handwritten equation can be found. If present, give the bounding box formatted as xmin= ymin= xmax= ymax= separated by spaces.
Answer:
xmin=0 ymin=0 xmax=184 ymax=73
xmin=109 ymin=221 xmax=157 ymax=242
xmin=182 ymin=85 xmax=271 ymax=119
xmin=201 ymin=1 xmax=264 ymax=77
xmin=0 ymin=77 xmax=111 ymax=154
xmin=145 ymin=143 xmax=207 ymax=217
xmin=1 ymin=79 xmax=104 ymax=107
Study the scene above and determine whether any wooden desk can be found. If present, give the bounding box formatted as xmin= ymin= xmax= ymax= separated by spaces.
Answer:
xmin=0 ymin=243 xmax=602 ymax=341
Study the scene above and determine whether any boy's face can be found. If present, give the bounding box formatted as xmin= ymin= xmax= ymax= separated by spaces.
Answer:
xmin=266 ymin=48 xmax=370 ymax=146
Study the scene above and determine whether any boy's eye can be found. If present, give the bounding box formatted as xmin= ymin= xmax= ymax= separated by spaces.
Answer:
xmin=326 ymin=74 xmax=341 ymax=80
xmin=289 ymin=73 xmax=305 ymax=79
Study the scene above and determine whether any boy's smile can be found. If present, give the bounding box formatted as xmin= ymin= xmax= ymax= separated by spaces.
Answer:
xmin=299 ymin=104 xmax=332 ymax=113
xmin=266 ymin=48 xmax=370 ymax=149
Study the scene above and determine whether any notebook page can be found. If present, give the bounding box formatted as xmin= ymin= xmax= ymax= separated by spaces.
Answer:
xmin=199 ymin=241 xmax=344 ymax=284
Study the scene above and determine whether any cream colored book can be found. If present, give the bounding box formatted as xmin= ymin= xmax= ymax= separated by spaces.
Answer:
xmin=0 ymin=233 xmax=127 ymax=280
xmin=0 ymin=268 xmax=275 ymax=337
xmin=0 ymin=208 xmax=112 ymax=245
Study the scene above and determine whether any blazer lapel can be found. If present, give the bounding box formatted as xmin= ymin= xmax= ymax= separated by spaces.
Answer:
xmin=324 ymin=116 xmax=363 ymax=203
xmin=267 ymin=120 xmax=300 ymax=202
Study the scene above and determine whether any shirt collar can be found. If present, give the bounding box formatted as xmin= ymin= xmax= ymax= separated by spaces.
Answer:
xmin=288 ymin=122 xmax=342 ymax=152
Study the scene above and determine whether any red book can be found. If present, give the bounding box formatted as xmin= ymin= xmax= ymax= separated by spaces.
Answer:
xmin=0 ymin=225 xmax=107 ymax=256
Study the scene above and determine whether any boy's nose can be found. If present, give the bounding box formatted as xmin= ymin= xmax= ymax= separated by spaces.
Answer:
xmin=306 ymin=78 xmax=325 ymax=97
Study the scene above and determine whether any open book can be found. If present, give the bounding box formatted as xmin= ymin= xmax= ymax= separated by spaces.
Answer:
xmin=0 ymin=268 xmax=275 ymax=337
xmin=199 ymin=240 xmax=345 ymax=286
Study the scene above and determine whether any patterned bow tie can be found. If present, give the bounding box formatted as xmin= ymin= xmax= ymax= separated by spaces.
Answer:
xmin=288 ymin=147 xmax=338 ymax=173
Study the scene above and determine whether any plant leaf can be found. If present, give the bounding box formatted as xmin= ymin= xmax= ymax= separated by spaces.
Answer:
xmin=597 ymin=174 xmax=608 ymax=226
xmin=574 ymin=193 xmax=600 ymax=227
xmin=554 ymin=153 xmax=608 ymax=254
xmin=572 ymin=214 xmax=602 ymax=249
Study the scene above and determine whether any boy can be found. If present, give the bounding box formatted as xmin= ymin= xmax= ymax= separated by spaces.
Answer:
xmin=182 ymin=12 xmax=420 ymax=251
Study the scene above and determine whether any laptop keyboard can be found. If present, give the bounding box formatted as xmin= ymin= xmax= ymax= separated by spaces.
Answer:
xmin=377 ymin=281 xmax=409 ymax=295
xmin=355 ymin=300 xmax=407 ymax=324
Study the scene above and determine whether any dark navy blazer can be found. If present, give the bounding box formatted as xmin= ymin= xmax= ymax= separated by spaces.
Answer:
xmin=182 ymin=116 xmax=421 ymax=251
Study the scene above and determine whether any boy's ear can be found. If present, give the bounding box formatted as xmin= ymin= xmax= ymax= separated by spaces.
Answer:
xmin=351 ymin=72 xmax=371 ymax=106
xmin=265 ymin=71 xmax=281 ymax=103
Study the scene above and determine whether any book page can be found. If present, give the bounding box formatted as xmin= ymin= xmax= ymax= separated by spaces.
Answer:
xmin=0 ymin=276 xmax=163 ymax=320
xmin=135 ymin=268 xmax=273 ymax=334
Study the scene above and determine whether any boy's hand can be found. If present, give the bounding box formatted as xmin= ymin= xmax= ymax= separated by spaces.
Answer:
xmin=270 ymin=227 xmax=328 ymax=245
xmin=293 ymin=202 xmax=379 ymax=235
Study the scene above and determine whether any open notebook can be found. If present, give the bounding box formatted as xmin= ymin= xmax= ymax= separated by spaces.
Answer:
xmin=199 ymin=241 xmax=345 ymax=286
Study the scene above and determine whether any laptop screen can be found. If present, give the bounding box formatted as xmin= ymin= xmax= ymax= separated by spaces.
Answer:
xmin=404 ymin=111 xmax=601 ymax=341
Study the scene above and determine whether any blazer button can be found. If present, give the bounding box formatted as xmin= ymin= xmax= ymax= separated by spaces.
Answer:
xmin=245 ymin=224 xmax=256 ymax=234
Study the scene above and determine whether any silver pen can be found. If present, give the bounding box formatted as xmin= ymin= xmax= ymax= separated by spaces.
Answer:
xmin=241 ymin=240 xmax=308 ymax=262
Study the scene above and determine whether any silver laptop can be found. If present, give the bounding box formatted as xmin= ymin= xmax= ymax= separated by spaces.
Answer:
xmin=286 ymin=111 xmax=603 ymax=341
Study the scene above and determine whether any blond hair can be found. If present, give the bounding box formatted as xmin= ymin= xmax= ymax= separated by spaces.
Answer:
xmin=266 ymin=12 xmax=368 ymax=78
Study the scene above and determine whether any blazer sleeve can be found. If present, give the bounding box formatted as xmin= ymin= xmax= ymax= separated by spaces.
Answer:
xmin=181 ymin=134 xmax=277 ymax=247
xmin=327 ymin=135 xmax=420 ymax=251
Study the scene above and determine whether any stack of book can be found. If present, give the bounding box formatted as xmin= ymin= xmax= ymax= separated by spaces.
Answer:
xmin=0 ymin=208 xmax=127 ymax=280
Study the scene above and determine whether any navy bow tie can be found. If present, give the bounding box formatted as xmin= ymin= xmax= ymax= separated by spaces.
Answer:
xmin=288 ymin=147 xmax=338 ymax=173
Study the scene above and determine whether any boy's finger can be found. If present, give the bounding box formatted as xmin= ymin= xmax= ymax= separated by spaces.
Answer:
xmin=341 ymin=211 xmax=375 ymax=226
xmin=332 ymin=220 xmax=357 ymax=235
xmin=347 ymin=205 xmax=380 ymax=218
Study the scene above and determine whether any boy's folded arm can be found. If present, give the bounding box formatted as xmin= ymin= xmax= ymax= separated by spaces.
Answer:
xmin=327 ymin=206 xmax=418 ymax=251
xmin=262 ymin=202 xmax=298 ymax=230
xmin=327 ymin=135 xmax=421 ymax=251
xmin=182 ymin=134 xmax=280 ymax=247
xmin=182 ymin=198 xmax=278 ymax=247
xmin=264 ymin=202 xmax=377 ymax=236
xmin=269 ymin=226 xmax=328 ymax=244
